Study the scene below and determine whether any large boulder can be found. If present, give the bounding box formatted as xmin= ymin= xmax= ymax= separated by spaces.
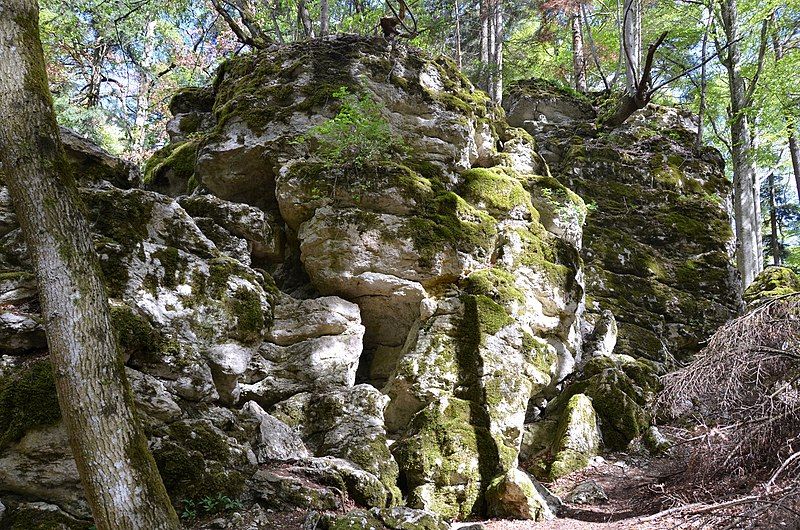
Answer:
xmin=505 ymin=82 xmax=741 ymax=365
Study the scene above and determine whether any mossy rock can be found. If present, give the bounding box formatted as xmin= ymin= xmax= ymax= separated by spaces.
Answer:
xmin=459 ymin=167 xmax=533 ymax=217
xmin=325 ymin=510 xmax=387 ymax=530
xmin=143 ymin=140 xmax=199 ymax=196
xmin=169 ymin=86 xmax=215 ymax=115
xmin=548 ymin=394 xmax=601 ymax=480
xmin=155 ymin=443 xmax=246 ymax=503
xmin=111 ymin=304 xmax=172 ymax=365
xmin=1 ymin=503 xmax=92 ymax=530
xmin=744 ymin=266 xmax=800 ymax=306
xmin=392 ymin=397 xmax=490 ymax=520
xmin=550 ymin=355 xmax=659 ymax=450
xmin=0 ymin=358 xmax=60 ymax=448
xmin=463 ymin=268 xmax=524 ymax=310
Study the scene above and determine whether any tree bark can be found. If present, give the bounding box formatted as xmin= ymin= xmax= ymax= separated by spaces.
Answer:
xmin=768 ymin=172 xmax=780 ymax=265
xmin=480 ymin=0 xmax=489 ymax=91
xmin=572 ymin=11 xmax=587 ymax=92
xmin=298 ymin=0 xmax=315 ymax=39
xmin=320 ymin=0 xmax=330 ymax=37
xmin=789 ymin=127 xmax=800 ymax=203
xmin=719 ymin=0 xmax=763 ymax=288
xmin=454 ymin=0 xmax=462 ymax=69
xmin=696 ymin=6 xmax=712 ymax=150
xmin=491 ymin=0 xmax=503 ymax=104
xmin=772 ymin=34 xmax=800 ymax=203
xmin=622 ymin=0 xmax=641 ymax=95
xmin=0 ymin=2 xmax=180 ymax=529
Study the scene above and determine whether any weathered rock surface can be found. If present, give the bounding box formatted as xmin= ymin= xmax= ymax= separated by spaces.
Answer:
xmin=0 ymin=37 xmax=741 ymax=528
xmin=505 ymin=80 xmax=740 ymax=366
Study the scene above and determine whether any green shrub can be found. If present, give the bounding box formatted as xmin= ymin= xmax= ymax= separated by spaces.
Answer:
xmin=302 ymin=86 xmax=400 ymax=169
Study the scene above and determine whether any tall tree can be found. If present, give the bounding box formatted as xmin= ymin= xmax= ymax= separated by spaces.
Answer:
xmin=716 ymin=0 xmax=770 ymax=287
xmin=622 ymin=0 xmax=641 ymax=95
xmin=480 ymin=0 xmax=503 ymax=103
xmin=0 ymin=1 xmax=180 ymax=528
xmin=571 ymin=8 xmax=587 ymax=91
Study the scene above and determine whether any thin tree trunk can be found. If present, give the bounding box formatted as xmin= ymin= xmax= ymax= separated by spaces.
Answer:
xmin=298 ymin=0 xmax=315 ymax=39
xmin=480 ymin=0 xmax=489 ymax=91
xmin=622 ymin=0 xmax=641 ymax=95
xmin=720 ymin=0 xmax=763 ymax=288
xmin=789 ymin=128 xmax=800 ymax=203
xmin=696 ymin=7 xmax=711 ymax=150
xmin=572 ymin=11 xmax=587 ymax=92
xmin=133 ymin=20 xmax=156 ymax=162
xmin=582 ymin=4 xmax=609 ymax=90
xmin=454 ymin=0 xmax=462 ymax=69
xmin=772 ymin=34 xmax=800 ymax=203
xmin=486 ymin=0 xmax=495 ymax=98
xmin=0 ymin=3 xmax=180 ymax=529
xmin=491 ymin=0 xmax=503 ymax=104
xmin=320 ymin=0 xmax=329 ymax=36
xmin=768 ymin=172 xmax=780 ymax=265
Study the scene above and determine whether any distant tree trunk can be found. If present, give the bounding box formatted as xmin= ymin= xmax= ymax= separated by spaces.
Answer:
xmin=491 ymin=0 xmax=503 ymax=104
xmin=696 ymin=7 xmax=712 ymax=150
xmin=133 ymin=20 xmax=157 ymax=162
xmin=572 ymin=11 xmax=587 ymax=92
xmin=320 ymin=0 xmax=330 ymax=36
xmin=789 ymin=127 xmax=800 ymax=203
xmin=0 ymin=3 xmax=180 ymax=529
xmin=582 ymin=4 xmax=609 ymax=90
xmin=772 ymin=35 xmax=800 ymax=203
xmin=298 ymin=0 xmax=315 ymax=38
xmin=622 ymin=0 xmax=641 ymax=95
xmin=767 ymin=172 xmax=780 ymax=265
xmin=719 ymin=0 xmax=765 ymax=287
xmin=480 ymin=0 xmax=489 ymax=91
xmin=454 ymin=0 xmax=463 ymax=69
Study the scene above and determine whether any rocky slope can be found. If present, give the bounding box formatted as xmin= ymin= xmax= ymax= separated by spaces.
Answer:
xmin=0 ymin=38 xmax=739 ymax=529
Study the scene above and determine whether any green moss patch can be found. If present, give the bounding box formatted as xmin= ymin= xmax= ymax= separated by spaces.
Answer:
xmin=0 ymin=358 xmax=60 ymax=448
xmin=744 ymin=266 xmax=800 ymax=306
xmin=143 ymin=140 xmax=199 ymax=191
xmin=460 ymin=167 xmax=532 ymax=216
xmin=463 ymin=268 xmax=525 ymax=307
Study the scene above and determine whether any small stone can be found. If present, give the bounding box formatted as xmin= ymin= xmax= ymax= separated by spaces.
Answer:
xmin=565 ymin=480 xmax=608 ymax=505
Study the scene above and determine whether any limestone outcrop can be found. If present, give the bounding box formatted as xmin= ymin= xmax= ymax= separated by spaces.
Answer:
xmin=0 ymin=38 xmax=740 ymax=528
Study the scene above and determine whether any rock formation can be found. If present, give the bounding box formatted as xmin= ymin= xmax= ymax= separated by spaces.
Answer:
xmin=0 ymin=38 xmax=740 ymax=529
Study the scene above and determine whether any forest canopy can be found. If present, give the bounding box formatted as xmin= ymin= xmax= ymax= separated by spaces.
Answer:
xmin=40 ymin=0 xmax=800 ymax=270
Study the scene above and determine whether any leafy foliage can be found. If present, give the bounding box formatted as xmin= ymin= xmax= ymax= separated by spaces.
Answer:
xmin=179 ymin=494 xmax=243 ymax=521
xmin=301 ymin=86 xmax=401 ymax=170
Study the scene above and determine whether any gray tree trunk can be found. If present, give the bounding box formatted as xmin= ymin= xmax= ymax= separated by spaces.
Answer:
xmin=320 ymin=0 xmax=329 ymax=36
xmin=454 ymin=0 xmax=462 ymax=69
xmin=572 ymin=11 xmax=587 ymax=92
xmin=768 ymin=172 xmax=780 ymax=265
xmin=696 ymin=6 xmax=712 ymax=150
xmin=480 ymin=0 xmax=489 ymax=91
xmin=772 ymin=35 xmax=800 ymax=203
xmin=491 ymin=0 xmax=503 ymax=104
xmin=789 ymin=129 xmax=800 ymax=203
xmin=298 ymin=0 xmax=315 ymax=38
xmin=0 ymin=2 xmax=180 ymax=529
xmin=720 ymin=0 xmax=763 ymax=288
xmin=622 ymin=0 xmax=641 ymax=95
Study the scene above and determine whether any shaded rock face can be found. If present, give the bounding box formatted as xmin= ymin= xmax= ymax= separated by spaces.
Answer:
xmin=0 ymin=38 xmax=738 ymax=527
xmin=505 ymin=80 xmax=740 ymax=365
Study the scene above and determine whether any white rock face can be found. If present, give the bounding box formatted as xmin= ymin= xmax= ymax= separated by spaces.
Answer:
xmin=241 ymin=296 xmax=364 ymax=406
xmin=0 ymin=424 xmax=87 ymax=517
xmin=242 ymin=401 xmax=310 ymax=462
xmin=486 ymin=468 xmax=557 ymax=521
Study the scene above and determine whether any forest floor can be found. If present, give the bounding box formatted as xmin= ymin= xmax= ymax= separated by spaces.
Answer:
xmin=482 ymin=426 xmax=796 ymax=530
